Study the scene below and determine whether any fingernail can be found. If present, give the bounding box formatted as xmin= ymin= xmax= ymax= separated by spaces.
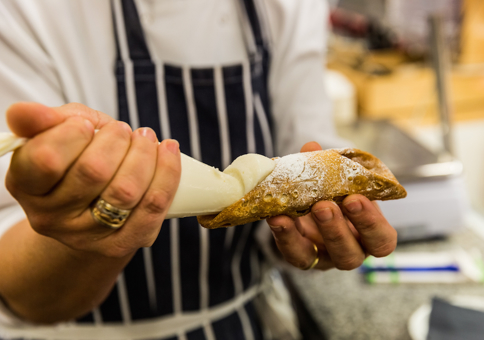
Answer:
xmin=118 ymin=121 xmax=132 ymax=134
xmin=314 ymin=207 xmax=333 ymax=222
xmin=268 ymin=224 xmax=283 ymax=232
xmin=166 ymin=139 xmax=179 ymax=154
xmin=344 ymin=199 xmax=362 ymax=213
xmin=137 ymin=128 xmax=157 ymax=143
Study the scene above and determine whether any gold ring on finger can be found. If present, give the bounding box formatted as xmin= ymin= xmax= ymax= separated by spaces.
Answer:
xmin=304 ymin=243 xmax=320 ymax=270
xmin=90 ymin=197 xmax=132 ymax=229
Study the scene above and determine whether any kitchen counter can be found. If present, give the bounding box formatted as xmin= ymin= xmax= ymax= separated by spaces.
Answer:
xmin=288 ymin=221 xmax=484 ymax=340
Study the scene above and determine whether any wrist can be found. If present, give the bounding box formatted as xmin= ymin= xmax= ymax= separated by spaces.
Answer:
xmin=22 ymin=222 xmax=136 ymax=265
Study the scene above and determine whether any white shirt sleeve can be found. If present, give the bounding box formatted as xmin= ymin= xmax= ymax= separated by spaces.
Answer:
xmin=0 ymin=0 xmax=66 ymax=211
xmin=0 ymin=0 xmax=66 ymax=124
xmin=265 ymin=0 xmax=350 ymax=156
xmin=0 ymin=1 xmax=65 ymax=326
xmin=0 ymin=0 xmax=65 ymax=227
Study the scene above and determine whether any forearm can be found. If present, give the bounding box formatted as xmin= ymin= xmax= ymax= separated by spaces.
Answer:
xmin=0 ymin=219 xmax=134 ymax=324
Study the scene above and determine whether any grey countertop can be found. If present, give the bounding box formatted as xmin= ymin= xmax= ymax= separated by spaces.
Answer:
xmin=288 ymin=226 xmax=484 ymax=340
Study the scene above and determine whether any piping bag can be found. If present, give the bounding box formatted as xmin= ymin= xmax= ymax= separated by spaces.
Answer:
xmin=0 ymin=132 xmax=275 ymax=218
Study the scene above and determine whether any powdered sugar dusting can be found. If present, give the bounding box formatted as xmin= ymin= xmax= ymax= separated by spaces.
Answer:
xmin=255 ymin=150 xmax=368 ymax=209
xmin=264 ymin=153 xmax=315 ymax=183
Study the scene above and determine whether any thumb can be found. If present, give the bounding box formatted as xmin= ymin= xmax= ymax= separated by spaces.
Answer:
xmin=7 ymin=102 xmax=63 ymax=138
xmin=6 ymin=102 xmax=115 ymax=138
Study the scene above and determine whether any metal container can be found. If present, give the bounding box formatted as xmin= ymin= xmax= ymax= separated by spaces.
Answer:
xmin=338 ymin=119 xmax=468 ymax=241
xmin=337 ymin=119 xmax=463 ymax=182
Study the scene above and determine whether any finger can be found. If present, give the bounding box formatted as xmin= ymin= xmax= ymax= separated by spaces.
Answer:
xmin=110 ymin=139 xmax=181 ymax=255
xmin=100 ymin=128 xmax=158 ymax=209
xmin=300 ymin=141 xmax=322 ymax=153
xmin=311 ymin=201 xmax=366 ymax=270
xmin=50 ymin=120 xmax=132 ymax=211
xmin=7 ymin=103 xmax=63 ymax=137
xmin=293 ymin=215 xmax=338 ymax=270
xmin=341 ymin=195 xmax=397 ymax=258
xmin=345 ymin=217 xmax=362 ymax=243
xmin=7 ymin=102 xmax=114 ymax=138
xmin=294 ymin=215 xmax=325 ymax=245
xmin=342 ymin=196 xmax=397 ymax=257
xmin=295 ymin=214 xmax=361 ymax=249
xmin=267 ymin=215 xmax=319 ymax=270
xmin=7 ymin=116 xmax=95 ymax=196
xmin=52 ymin=103 xmax=114 ymax=129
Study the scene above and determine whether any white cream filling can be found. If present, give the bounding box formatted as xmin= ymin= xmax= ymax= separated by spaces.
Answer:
xmin=0 ymin=132 xmax=27 ymax=158
xmin=166 ymin=153 xmax=275 ymax=218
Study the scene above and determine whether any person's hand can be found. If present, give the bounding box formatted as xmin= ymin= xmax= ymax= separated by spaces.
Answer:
xmin=5 ymin=102 xmax=181 ymax=258
xmin=266 ymin=142 xmax=397 ymax=271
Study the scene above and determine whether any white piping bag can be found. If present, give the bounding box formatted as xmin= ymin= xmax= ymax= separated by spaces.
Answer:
xmin=0 ymin=132 xmax=275 ymax=218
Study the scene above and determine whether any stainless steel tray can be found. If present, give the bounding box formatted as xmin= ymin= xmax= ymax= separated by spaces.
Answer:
xmin=337 ymin=120 xmax=463 ymax=183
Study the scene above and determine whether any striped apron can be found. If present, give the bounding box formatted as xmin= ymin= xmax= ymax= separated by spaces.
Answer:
xmin=0 ymin=0 xmax=275 ymax=338
xmin=101 ymin=1 xmax=274 ymax=338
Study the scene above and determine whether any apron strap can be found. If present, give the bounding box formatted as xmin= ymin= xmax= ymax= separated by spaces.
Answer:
xmin=112 ymin=0 xmax=162 ymax=135
xmin=239 ymin=0 xmax=271 ymax=51
xmin=113 ymin=0 xmax=151 ymax=61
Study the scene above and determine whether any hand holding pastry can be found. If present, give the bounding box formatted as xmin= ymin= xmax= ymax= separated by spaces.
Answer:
xmin=267 ymin=142 xmax=397 ymax=271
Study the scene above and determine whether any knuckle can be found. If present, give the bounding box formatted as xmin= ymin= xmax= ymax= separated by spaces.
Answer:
xmin=324 ymin=230 xmax=347 ymax=245
xmin=142 ymin=189 xmax=171 ymax=215
xmin=62 ymin=103 xmax=105 ymax=127
xmin=275 ymin=238 xmax=291 ymax=248
xmin=335 ymin=255 xmax=364 ymax=271
xmin=28 ymin=214 xmax=55 ymax=236
xmin=141 ymin=239 xmax=156 ymax=248
xmin=5 ymin=175 xmax=20 ymax=197
xmin=29 ymin=144 xmax=64 ymax=178
xmin=158 ymin=151 xmax=181 ymax=174
xmin=76 ymin=159 xmax=111 ymax=185
xmin=107 ymin=179 xmax=140 ymax=207
xmin=284 ymin=255 xmax=310 ymax=270
xmin=107 ymin=120 xmax=131 ymax=140
xmin=74 ymin=119 xmax=94 ymax=140
xmin=139 ymin=230 xmax=160 ymax=248
xmin=64 ymin=236 xmax=90 ymax=252
xmin=108 ymin=239 xmax=137 ymax=258
xmin=133 ymin=138 xmax=157 ymax=158
xmin=354 ymin=216 xmax=379 ymax=233
xmin=371 ymin=239 xmax=397 ymax=258
xmin=64 ymin=116 xmax=93 ymax=137
xmin=30 ymin=221 xmax=47 ymax=234
xmin=272 ymin=228 xmax=293 ymax=245
xmin=158 ymin=161 xmax=181 ymax=180
xmin=63 ymin=102 xmax=88 ymax=112
xmin=300 ymin=257 xmax=315 ymax=270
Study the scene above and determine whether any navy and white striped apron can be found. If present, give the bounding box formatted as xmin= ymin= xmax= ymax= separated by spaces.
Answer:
xmin=75 ymin=0 xmax=275 ymax=339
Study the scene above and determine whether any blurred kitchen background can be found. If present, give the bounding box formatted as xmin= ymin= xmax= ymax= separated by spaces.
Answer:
xmin=286 ymin=0 xmax=484 ymax=339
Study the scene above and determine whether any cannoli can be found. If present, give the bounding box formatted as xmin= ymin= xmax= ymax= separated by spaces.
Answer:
xmin=197 ymin=148 xmax=407 ymax=229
